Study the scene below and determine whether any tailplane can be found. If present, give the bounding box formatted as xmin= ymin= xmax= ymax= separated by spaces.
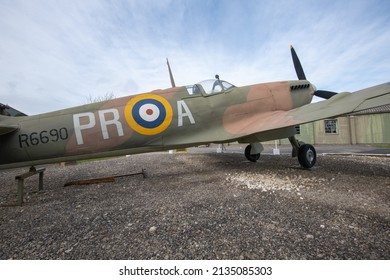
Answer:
xmin=0 ymin=103 xmax=24 ymax=135
xmin=0 ymin=116 xmax=20 ymax=135
xmin=0 ymin=103 xmax=27 ymax=117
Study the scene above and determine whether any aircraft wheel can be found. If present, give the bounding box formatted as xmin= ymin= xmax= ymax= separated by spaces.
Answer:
xmin=298 ymin=144 xmax=317 ymax=168
xmin=245 ymin=145 xmax=260 ymax=162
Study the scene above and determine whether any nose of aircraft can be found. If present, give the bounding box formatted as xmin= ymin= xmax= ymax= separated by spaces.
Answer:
xmin=306 ymin=82 xmax=315 ymax=103
xmin=310 ymin=83 xmax=317 ymax=100
xmin=311 ymin=83 xmax=317 ymax=93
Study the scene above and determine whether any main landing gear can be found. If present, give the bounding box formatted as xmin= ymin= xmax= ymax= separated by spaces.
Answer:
xmin=244 ymin=137 xmax=317 ymax=169
xmin=288 ymin=136 xmax=317 ymax=168
xmin=297 ymin=143 xmax=317 ymax=168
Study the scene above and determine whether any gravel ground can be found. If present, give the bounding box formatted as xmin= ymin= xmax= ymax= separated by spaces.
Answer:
xmin=0 ymin=150 xmax=389 ymax=260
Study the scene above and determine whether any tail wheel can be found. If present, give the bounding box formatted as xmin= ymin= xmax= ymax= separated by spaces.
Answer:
xmin=245 ymin=145 xmax=260 ymax=162
xmin=298 ymin=144 xmax=317 ymax=168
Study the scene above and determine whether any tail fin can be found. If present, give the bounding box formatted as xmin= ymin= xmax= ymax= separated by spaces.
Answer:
xmin=0 ymin=103 xmax=27 ymax=117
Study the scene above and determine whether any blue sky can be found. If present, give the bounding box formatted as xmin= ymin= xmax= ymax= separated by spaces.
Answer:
xmin=0 ymin=0 xmax=389 ymax=115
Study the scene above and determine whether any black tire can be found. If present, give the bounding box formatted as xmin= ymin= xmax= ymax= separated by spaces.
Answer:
xmin=298 ymin=144 xmax=317 ymax=168
xmin=245 ymin=145 xmax=260 ymax=162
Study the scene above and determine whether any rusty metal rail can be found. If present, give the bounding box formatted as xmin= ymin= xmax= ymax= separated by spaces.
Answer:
xmin=64 ymin=169 xmax=146 ymax=187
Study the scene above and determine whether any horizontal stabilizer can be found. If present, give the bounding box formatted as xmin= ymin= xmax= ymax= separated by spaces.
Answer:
xmin=0 ymin=103 xmax=27 ymax=117
xmin=0 ymin=123 xmax=19 ymax=135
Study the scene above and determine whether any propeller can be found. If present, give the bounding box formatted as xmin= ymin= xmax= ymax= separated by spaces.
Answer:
xmin=290 ymin=45 xmax=338 ymax=99
xmin=312 ymin=90 xmax=339 ymax=99
xmin=290 ymin=45 xmax=306 ymax=80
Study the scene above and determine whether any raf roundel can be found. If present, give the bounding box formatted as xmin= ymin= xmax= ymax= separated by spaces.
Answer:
xmin=125 ymin=94 xmax=173 ymax=135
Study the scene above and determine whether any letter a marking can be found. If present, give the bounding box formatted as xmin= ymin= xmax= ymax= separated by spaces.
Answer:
xmin=177 ymin=100 xmax=195 ymax=127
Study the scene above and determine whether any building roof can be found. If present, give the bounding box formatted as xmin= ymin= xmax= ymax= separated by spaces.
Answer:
xmin=349 ymin=104 xmax=390 ymax=116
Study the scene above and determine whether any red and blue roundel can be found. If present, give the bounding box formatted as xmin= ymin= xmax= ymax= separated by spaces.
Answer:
xmin=125 ymin=94 xmax=173 ymax=135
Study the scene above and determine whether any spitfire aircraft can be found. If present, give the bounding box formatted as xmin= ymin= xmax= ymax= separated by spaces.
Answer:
xmin=0 ymin=47 xmax=389 ymax=170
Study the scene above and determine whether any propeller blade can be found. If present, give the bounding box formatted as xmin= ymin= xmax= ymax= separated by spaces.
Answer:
xmin=314 ymin=90 xmax=338 ymax=99
xmin=290 ymin=45 xmax=306 ymax=80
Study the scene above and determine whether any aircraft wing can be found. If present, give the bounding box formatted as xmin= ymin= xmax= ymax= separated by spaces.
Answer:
xmin=227 ymin=82 xmax=390 ymax=139
xmin=289 ymin=82 xmax=389 ymax=123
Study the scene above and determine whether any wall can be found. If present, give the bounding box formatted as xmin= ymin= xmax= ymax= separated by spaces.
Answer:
xmin=354 ymin=113 xmax=390 ymax=144
xmin=272 ymin=112 xmax=389 ymax=145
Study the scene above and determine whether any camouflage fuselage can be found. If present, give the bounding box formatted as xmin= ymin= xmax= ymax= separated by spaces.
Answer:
xmin=0 ymin=80 xmax=314 ymax=169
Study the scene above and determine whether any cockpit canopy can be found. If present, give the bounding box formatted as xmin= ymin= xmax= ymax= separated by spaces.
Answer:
xmin=185 ymin=79 xmax=235 ymax=96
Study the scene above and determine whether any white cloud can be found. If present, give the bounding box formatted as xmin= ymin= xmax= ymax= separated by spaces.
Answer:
xmin=0 ymin=0 xmax=389 ymax=114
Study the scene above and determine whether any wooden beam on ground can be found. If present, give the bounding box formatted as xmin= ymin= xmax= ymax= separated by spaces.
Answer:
xmin=15 ymin=167 xmax=46 ymax=206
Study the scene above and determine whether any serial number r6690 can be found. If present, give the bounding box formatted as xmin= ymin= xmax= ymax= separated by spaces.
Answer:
xmin=19 ymin=128 xmax=69 ymax=148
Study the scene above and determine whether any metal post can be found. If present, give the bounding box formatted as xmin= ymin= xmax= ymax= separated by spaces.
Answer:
xmin=273 ymin=140 xmax=280 ymax=155
xmin=17 ymin=178 xmax=24 ymax=206
xmin=38 ymin=171 xmax=44 ymax=191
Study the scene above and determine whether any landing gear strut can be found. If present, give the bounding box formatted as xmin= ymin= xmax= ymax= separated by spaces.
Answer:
xmin=288 ymin=136 xmax=317 ymax=169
